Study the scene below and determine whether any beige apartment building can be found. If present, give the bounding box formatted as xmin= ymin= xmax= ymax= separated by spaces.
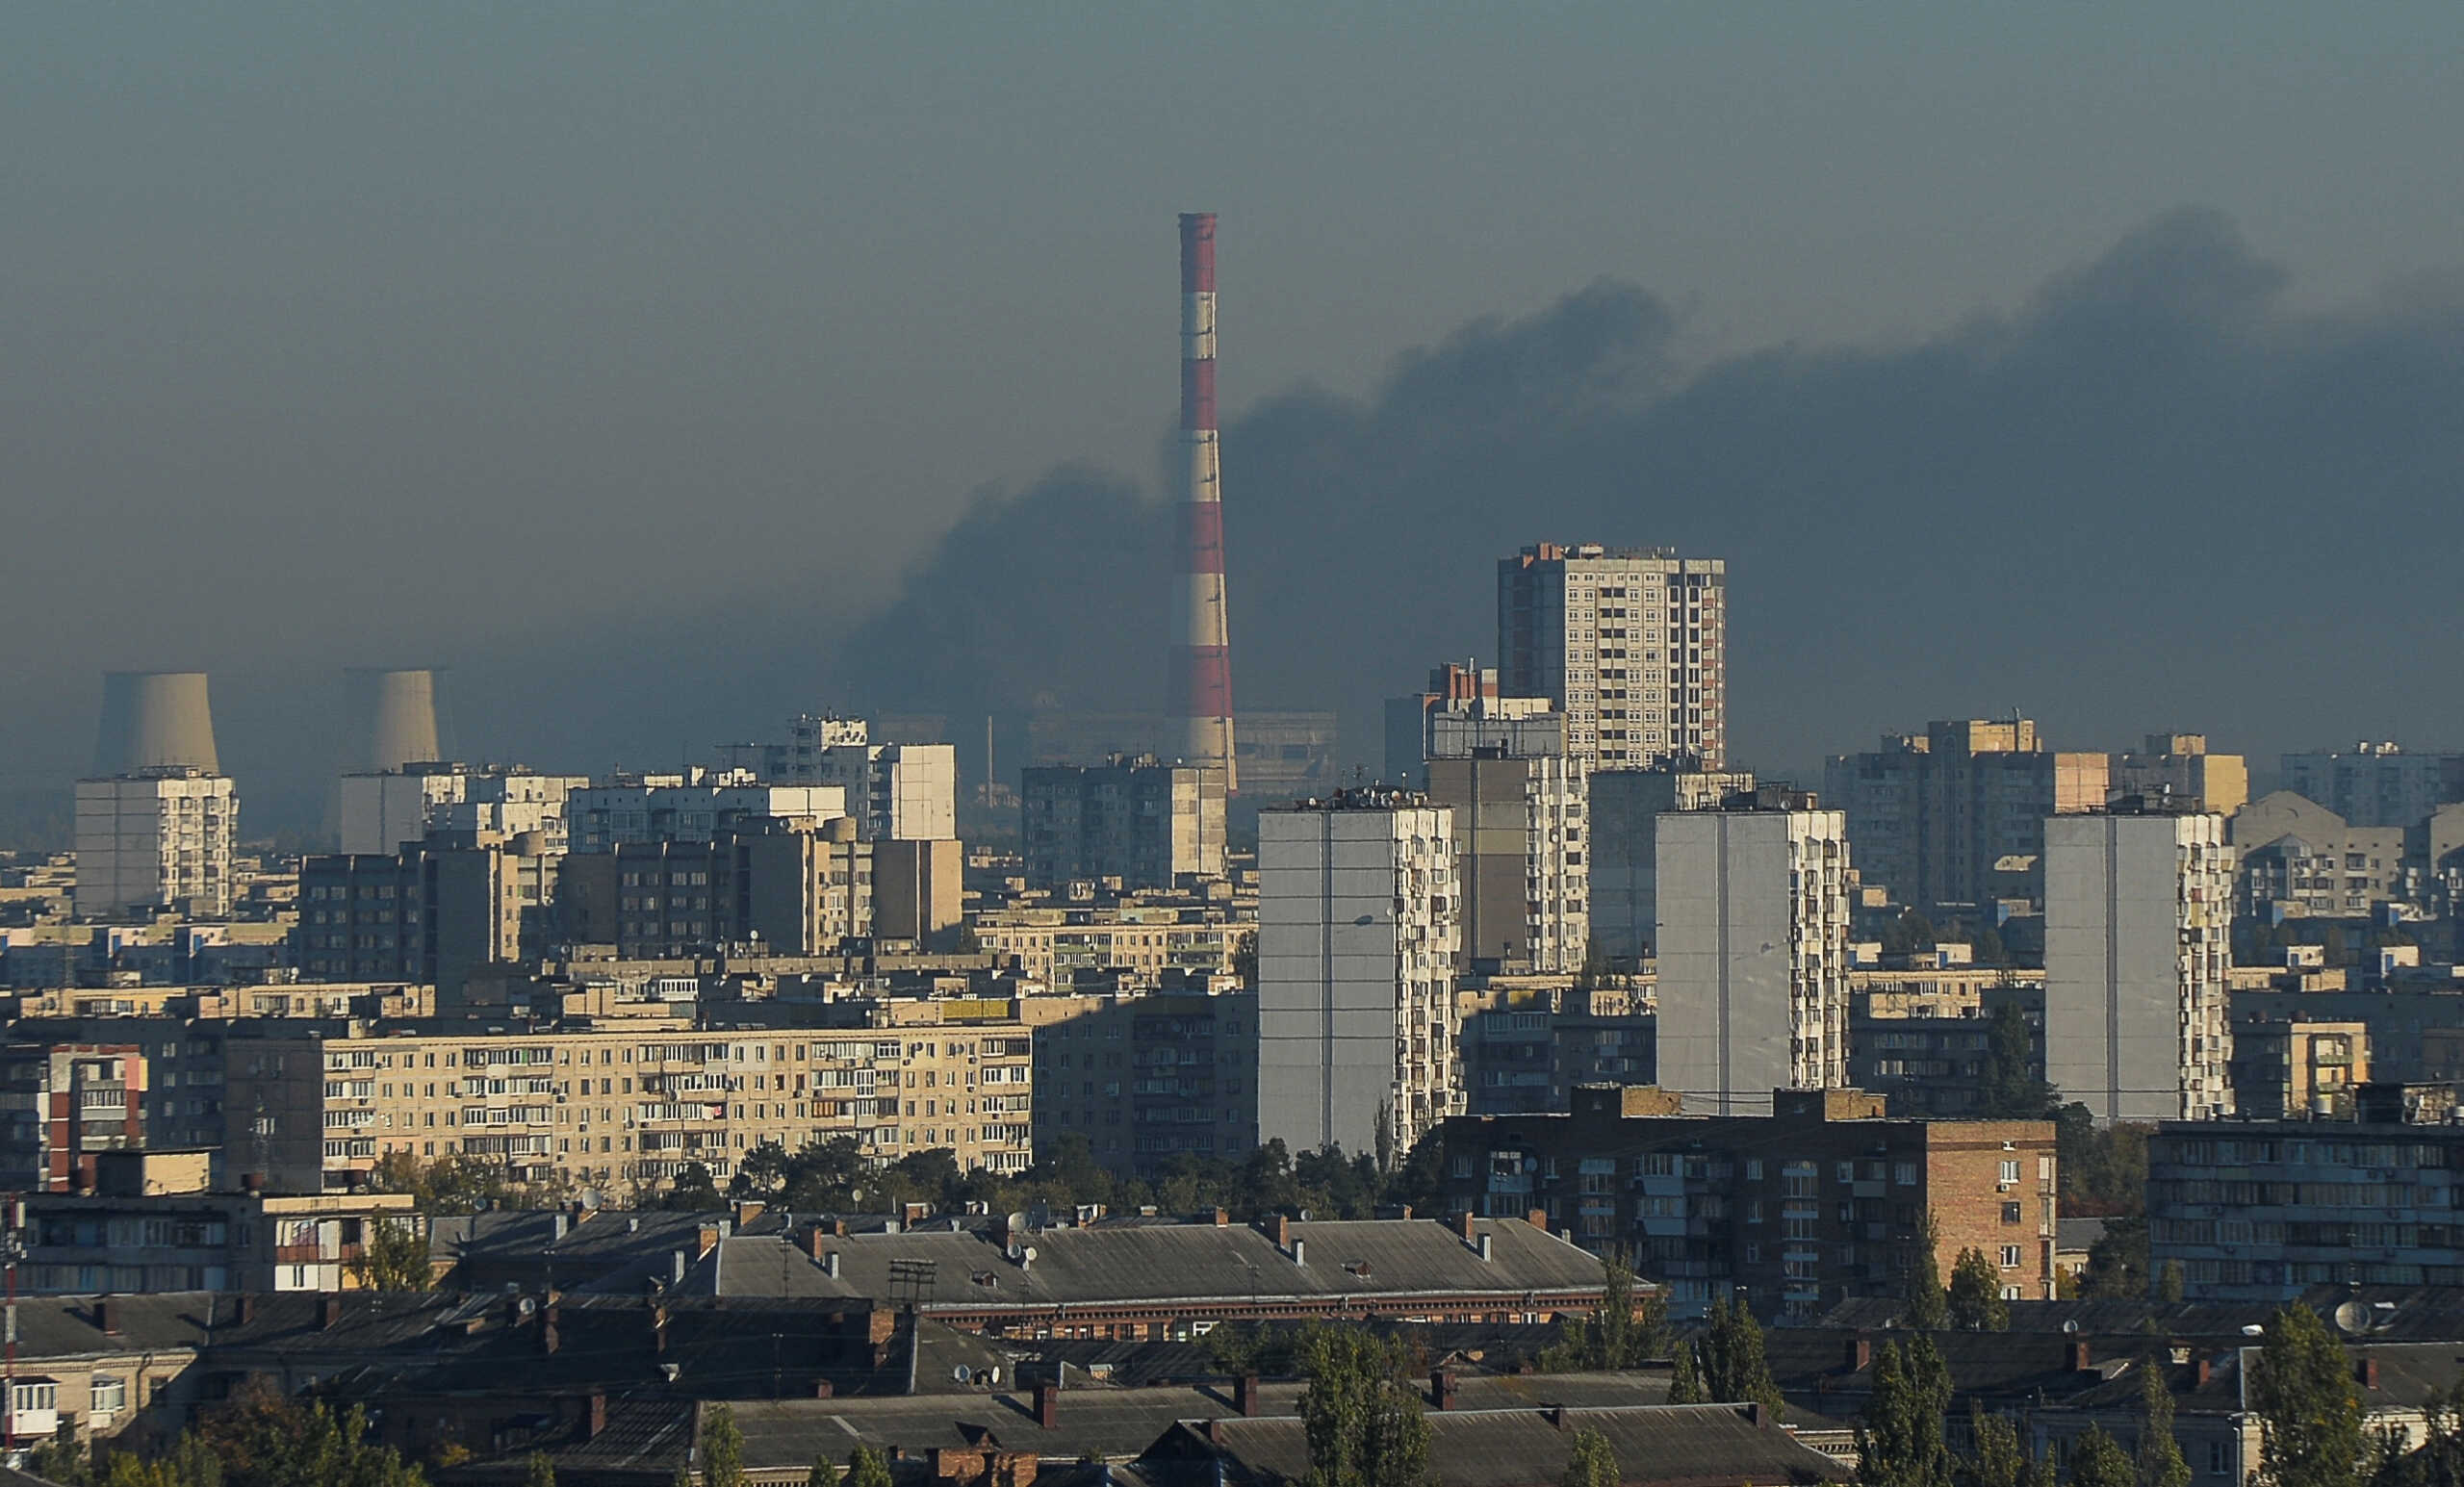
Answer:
xmin=1498 ymin=543 xmax=1729 ymax=770
xmin=969 ymin=907 xmax=1246 ymax=988
xmin=223 ymin=999 xmax=1075 ymax=1197
xmin=1824 ymin=719 xmax=2109 ymax=910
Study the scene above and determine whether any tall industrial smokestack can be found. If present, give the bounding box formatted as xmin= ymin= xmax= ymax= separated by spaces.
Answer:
xmin=1171 ymin=211 xmax=1236 ymax=789
xmin=345 ymin=668 xmax=445 ymax=773
xmin=94 ymin=671 xmax=220 ymax=775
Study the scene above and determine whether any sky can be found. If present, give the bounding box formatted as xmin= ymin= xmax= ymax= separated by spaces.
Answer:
xmin=5 ymin=5 xmax=2462 ymax=833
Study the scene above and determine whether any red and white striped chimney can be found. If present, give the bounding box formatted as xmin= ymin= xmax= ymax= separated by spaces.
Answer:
xmin=1172 ymin=211 xmax=1236 ymax=789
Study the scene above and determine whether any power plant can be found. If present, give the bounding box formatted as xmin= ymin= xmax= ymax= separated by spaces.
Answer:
xmin=92 ymin=670 xmax=221 ymax=775
xmin=1170 ymin=211 xmax=1236 ymax=790
xmin=344 ymin=667 xmax=446 ymax=773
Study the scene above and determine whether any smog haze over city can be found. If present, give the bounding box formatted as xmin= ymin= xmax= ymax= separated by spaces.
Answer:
xmin=6 ymin=4 xmax=2463 ymax=833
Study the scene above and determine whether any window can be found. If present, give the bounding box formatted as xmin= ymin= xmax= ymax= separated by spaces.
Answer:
xmin=2002 ymin=1202 xmax=2023 ymax=1224
xmin=1999 ymin=1160 xmax=2021 ymax=1185
xmin=1893 ymin=1162 xmax=1918 ymax=1187
xmin=2209 ymin=1443 xmax=2232 ymax=1475
xmin=11 ymin=1382 xmax=55 ymax=1413
xmin=90 ymin=1375 xmax=126 ymax=1417
xmin=2000 ymin=1245 xmax=2022 ymax=1269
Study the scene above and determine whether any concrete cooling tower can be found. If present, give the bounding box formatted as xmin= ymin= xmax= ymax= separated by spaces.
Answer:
xmin=344 ymin=668 xmax=445 ymax=772
xmin=94 ymin=671 xmax=220 ymax=775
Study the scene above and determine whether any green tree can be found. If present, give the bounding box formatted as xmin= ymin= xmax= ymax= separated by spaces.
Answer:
xmin=2250 ymin=1306 xmax=2364 ymax=1487
xmin=2068 ymin=1427 xmax=2138 ymax=1487
xmin=180 ymin=1385 xmax=424 ymax=1487
xmin=2157 ymin=1261 xmax=2186 ymax=1305
xmin=807 ymin=1455 xmax=841 ymax=1487
xmin=2368 ymin=1375 xmax=2464 ymax=1487
xmin=700 ymin=1404 xmax=745 ymax=1487
xmin=1964 ymin=1407 xmax=2052 ymax=1487
xmin=2078 ymin=1217 xmax=2150 ymax=1299
xmin=1905 ymin=1211 xmax=1949 ymax=1330
xmin=524 ymin=1453 xmax=556 ymax=1487
xmin=2137 ymin=1365 xmax=2191 ymax=1487
xmin=350 ymin=1216 xmax=432 ymax=1292
xmin=2055 ymin=1109 xmax=2151 ymax=1218
xmin=1563 ymin=1427 xmax=1620 ymax=1487
xmin=1697 ymin=1295 xmax=1784 ymax=1421
xmin=1977 ymin=1002 xmax=2051 ymax=1117
xmin=1298 ymin=1329 xmax=1430 ymax=1487
xmin=1947 ymin=1249 xmax=2009 ymax=1331
xmin=1539 ymin=1253 xmax=1670 ymax=1372
xmin=1855 ymin=1336 xmax=1954 ymax=1487
xmin=1668 ymin=1340 xmax=1707 ymax=1404
xmin=665 ymin=1163 xmax=724 ymax=1211
xmin=845 ymin=1448 xmax=895 ymax=1487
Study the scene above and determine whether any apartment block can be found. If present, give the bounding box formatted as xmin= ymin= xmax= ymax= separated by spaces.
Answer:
xmin=1257 ymin=790 xmax=1460 ymax=1159
xmin=2281 ymin=742 xmax=2464 ymax=829
xmin=1654 ymin=800 xmax=1850 ymax=1115
xmin=1020 ymin=756 xmax=1226 ymax=889
xmin=2043 ymin=809 xmax=2235 ymax=1121
xmin=74 ymin=771 xmax=238 ymax=919
xmin=559 ymin=816 xmax=871 ymax=959
xmin=565 ymin=774 xmax=846 ymax=853
xmin=1424 ymin=752 xmax=1587 ymax=975
xmin=0 ymin=1042 xmax=146 ymax=1191
xmin=1499 ymin=543 xmax=1728 ymax=770
xmin=969 ymin=906 xmax=1246 ymax=989
xmin=20 ymin=1171 xmax=421 ymax=1294
xmin=1456 ymin=981 xmax=1654 ymax=1115
xmin=222 ymin=1002 xmax=1047 ymax=1195
xmin=1823 ymin=720 xmax=2108 ymax=911
xmin=1437 ymin=1085 xmax=2059 ymax=1319
xmin=872 ymin=837 xmax=964 ymax=948
xmin=714 ymin=716 xmax=956 ymax=841
xmin=1029 ymin=987 xmax=1259 ymax=1177
xmin=2228 ymin=791 xmax=2417 ymax=920
xmin=1846 ymin=974 xmax=2045 ymax=1118
xmin=2109 ymin=734 xmax=2248 ymax=816
xmin=1585 ymin=767 xmax=1757 ymax=963
xmin=2146 ymin=1091 xmax=2464 ymax=1301
xmin=2227 ymin=1019 xmax=2369 ymax=1119
xmin=295 ymin=833 xmax=563 ymax=996
xmin=338 ymin=764 xmax=586 ymax=857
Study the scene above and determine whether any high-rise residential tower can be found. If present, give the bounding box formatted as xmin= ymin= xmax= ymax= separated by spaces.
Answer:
xmin=1653 ymin=794 xmax=1851 ymax=1115
xmin=1171 ymin=212 xmax=1236 ymax=788
xmin=2043 ymin=808 xmax=2235 ymax=1122
xmin=1498 ymin=544 xmax=1727 ymax=770
xmin=1257 ymin=790 xmax=1460 ymax=1158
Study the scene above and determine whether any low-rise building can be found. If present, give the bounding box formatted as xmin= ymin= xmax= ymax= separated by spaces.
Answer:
xmin=19 ymin=1169 xmax=421 ymax=1294
xmin=2146 ymin=1086 xmax=2464 ymax=1300
xmin=1436 ymin=1085 xmax=2059 ymax=1319
xmin=2227 ymin=1018 xmax=2370 ymax=1119
xmin=968 ymin=904 xmax=1247 ymax=988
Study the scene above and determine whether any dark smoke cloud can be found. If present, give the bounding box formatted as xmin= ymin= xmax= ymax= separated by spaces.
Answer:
xmin=830 ymin=209 xmax=2464 ymax=779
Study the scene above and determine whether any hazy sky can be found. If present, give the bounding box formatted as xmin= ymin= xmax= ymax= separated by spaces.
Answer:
xmin=6 ymin=5 xmax=2462 ymax=822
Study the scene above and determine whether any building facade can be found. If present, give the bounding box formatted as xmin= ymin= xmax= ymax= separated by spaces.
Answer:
xmin=337 ymin=765 xmax=585 ymax=857
xmin=2109 ymin=734 xmax=2248 ymax=816
xmin=1029 ymin=987 xmax=1259 ymax=1177
xmin=2043 ymin=809 xmax=2235 ymax=1122
xmin=558 ymin=816 xmax=871 ymax=959
xmin=1424 ymin=752 xmax=1587 ymax=975
xmin=970 ymin=905 xmax=1246 ymax=989
xmin=1498 ymin=544 xmax=1727 ymax=770
xmin=1654 ymin=801 xmax=1850 ymax=1114
xmin=1257 ymin=791 xmax=1460 ymax=1159
xmin=2281 ymin=743 xmax=2463 ymax=829
xmin=295 ymin=833 xmax=564 ymax=996
xmin=0 ymin=1042 xmax=146 ymax=1191
xmin=1437 ymin=1086 xmax=2060 ymax=1319
xmin=74 ymin=772 xmax=238 ymax=919
xmin=564 ymin=776 xmax=846 ymax=852
xmin=1585 ymin=768 xmax=1757 ymax=963
xmin=222 ymin=1001 xmax=1048 ymax=1196
xmin=1019 ymin=756 xmax=1226 ymax=889
xmin=1822 ymin=720 xmax=2108 ymax=911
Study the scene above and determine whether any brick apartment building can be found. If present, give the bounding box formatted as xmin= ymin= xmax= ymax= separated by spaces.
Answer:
xmin=1436 ymin=1085 xmax=2058 ymax=1320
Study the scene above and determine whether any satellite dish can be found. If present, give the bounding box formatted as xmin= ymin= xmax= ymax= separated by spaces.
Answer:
xmin=2062 ymin=1320 xmax=2080 ymax=1334
xmin=953 ymin=1366 xmax=973 ymax=1384
xmin=988 ymin=1367 xmax=1000 ymax=1384
xmin=2242 ymin=1324 xmax=2265 ymax=1338
xmin=2333 ymin=1301 xmax=2371 ymax=1336
xmin=1008 ymin=1211 xmax=1029 ymax=1234
xmin=1023 ymin=1246 xmax=1038 ymax=1263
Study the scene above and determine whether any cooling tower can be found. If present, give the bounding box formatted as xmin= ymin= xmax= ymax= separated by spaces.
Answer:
xmin=1169 ymin=211 xmax=1237 ymax=789
xmin=344 ymin=668 xmax=445 ymax=772
xmin=94 ymin=671 xmax=221 ymax=775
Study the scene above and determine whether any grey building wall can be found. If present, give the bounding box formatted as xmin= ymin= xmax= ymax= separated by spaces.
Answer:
xmin=1588 ymin=770 xmax=1755 ymax=962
